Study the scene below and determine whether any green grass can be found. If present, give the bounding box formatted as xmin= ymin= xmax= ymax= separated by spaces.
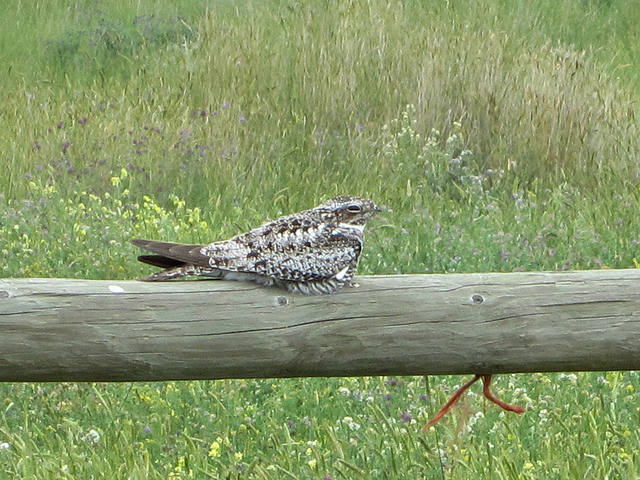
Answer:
xmin=3 ymin=0 xmax=640 ymax=203
xmin=2 ymin=374 xmax=640 ymax=479
xmin=2 ymin=0 xmax=640 ymax=478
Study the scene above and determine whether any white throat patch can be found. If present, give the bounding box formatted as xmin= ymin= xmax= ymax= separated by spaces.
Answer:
xmin=338 ymin=223 xmax=365 ymax=234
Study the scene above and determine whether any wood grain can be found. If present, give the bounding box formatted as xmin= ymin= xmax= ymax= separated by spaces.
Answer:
xmin=1 ymin=270 xmax=639 ymax=382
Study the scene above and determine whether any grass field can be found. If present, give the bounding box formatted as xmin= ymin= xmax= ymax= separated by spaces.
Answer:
xmin=2 ymin=0 xmax=640 ymax=478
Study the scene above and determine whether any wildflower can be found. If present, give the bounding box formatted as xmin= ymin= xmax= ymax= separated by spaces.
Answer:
xmin=208 ymin=439 xmax=221 ymax=458
xmin=400 ymin=411 xmax=412 ymax=423
xmin=340 ymin=417 xmax=361 ymax=431
xmin=0 ymin=442 xmax=9 ymax=450
xmin=81 ymin=429 xmax=101 ymax=444
xmin=286 ymin=419 xmax=296 ymax=435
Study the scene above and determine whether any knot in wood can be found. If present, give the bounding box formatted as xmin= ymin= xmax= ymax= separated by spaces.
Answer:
xmin=471 ymin=294 xmax=484 ymax=304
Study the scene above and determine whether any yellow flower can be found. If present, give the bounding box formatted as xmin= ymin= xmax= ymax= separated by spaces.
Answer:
xmin=208 ymin=440 xmax=221 ymax=458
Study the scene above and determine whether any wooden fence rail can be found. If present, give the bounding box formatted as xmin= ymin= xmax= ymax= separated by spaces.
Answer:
xmin=1 ymin=270 xmax=639 ymax=382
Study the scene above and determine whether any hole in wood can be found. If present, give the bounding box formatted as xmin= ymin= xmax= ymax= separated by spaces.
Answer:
xmin=275 ymin=296 xmax=289 ymax=306
xmin=472 ymin=294 xmax=484 ymax=304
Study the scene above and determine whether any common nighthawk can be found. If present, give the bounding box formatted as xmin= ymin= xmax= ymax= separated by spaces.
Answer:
xmin=131 ymin=195 xmax=379 ymax=295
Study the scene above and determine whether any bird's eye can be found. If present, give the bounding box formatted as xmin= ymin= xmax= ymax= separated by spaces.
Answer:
xmin=346 ymin=204 xmax=362 ymax=213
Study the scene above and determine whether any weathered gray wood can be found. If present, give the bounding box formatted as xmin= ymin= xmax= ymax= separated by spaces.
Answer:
xmin=0 ymin=271 xmax=639 ymax=382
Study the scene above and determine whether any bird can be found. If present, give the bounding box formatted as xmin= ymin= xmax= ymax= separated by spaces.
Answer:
xmin=131 ymin=195 xmax=379 ymax=295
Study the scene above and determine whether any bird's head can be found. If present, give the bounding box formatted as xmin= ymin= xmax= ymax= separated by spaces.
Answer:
xmin=316 ymin=196 xmax=380 ymax=226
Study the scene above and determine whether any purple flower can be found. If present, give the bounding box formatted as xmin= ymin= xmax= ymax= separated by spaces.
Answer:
xmin=239 ymin=115 xmax=246 ymax=123
xmin=57 ymin=121 xmax=64 ymax=129
xmin=77 ymin=117 xmax=88 ymax=126
xmin=143 ymin=426 xmax=152 ymax=435
xmin=33 ymin=141 xmax=41 ymax=151
xmin=24 ymin=173 xmax=32 ymax=179
xmin=400 ymin=411 xmax=412 ymax=423
xmin=222 ymin=102 xmax=230 ymax=109
xmin=62 ymin=141 xmax=70 ymax=154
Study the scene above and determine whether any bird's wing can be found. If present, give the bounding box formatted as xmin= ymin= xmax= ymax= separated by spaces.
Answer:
xmin=130 ymin=240 xmax=209 ymax=268
xmin=202 ymin=220 xmax=362 ymax=283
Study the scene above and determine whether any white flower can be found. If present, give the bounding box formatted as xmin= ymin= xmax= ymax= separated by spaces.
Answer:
xmin=81 ymin=429 xmax=101 ymax=444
